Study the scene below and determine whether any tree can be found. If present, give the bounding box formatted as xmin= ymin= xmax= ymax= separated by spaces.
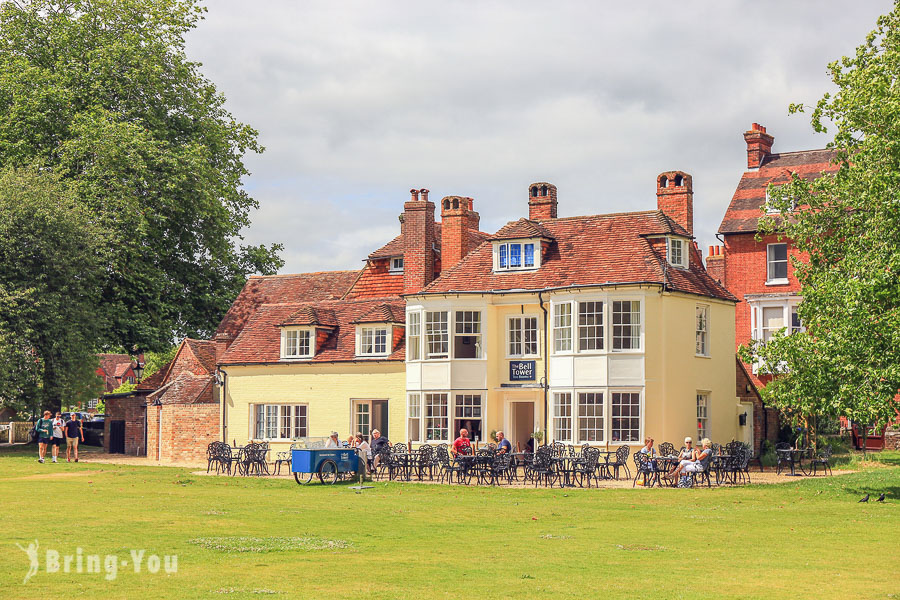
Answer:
xmin=0 ymin=0 xmax=282 ymax=353
xmin=742 ymin=2 xmax=900 ymax=443
xmin=0 ymin=167 xmax=106 ymax=413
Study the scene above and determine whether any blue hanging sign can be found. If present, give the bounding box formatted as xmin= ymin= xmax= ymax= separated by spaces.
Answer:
xmin=509 ymin=360 xmax=536 ymax=381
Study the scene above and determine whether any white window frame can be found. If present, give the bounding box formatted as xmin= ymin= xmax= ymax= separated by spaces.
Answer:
xmin=492 ymin=239 xmax=540 ymax=272
xmin=424 ymin=392 xmax=449 ymax=441
xmin=281 ymin=327 xmax=313 ymax=359
xmin=407 ymin=311 xmax=421 ymax=361
xmin=668 ymin=237 xmax=688 ymax=269
xmin=253 ymin=403 xmax=308 ymax=441
xmin=696 ymin=305 xmax=709 ymax=357
xmin=552 ymin=392 xmax=573 ymax=443
xmin=611 ymin=300 xmax=641 ymax=352
xmin=507 ymin=315 xmax=539 ymax=358
xmin=766 ymin=243 xmax=789 ymax=284
xmin=407 ymin=393 xmax=421 ymax=442
xmin=453 ymin=394 xmax=483 ymax=440
xmin=453 ymin=310 xmax=483 ymax=359
xmin=749 ymin=297 xmax=802 ymax=373
xmin=577 ymin=301 xmax=604 ymax=352
xmin=577 ymin=391 xmax=605 ymax=443
xmin=356 ymin=325 xmax=390 ymax=357
xmin=553 ymin=302 xmax=573 ymax=353
xmin=390 ymin=256 xmax=404 ymax=273
xmin=610 ymin=390 xmax=642 ymax=444
xmin=425 ymin=311 xmax=449 ymax=359
xmin=696 ymin=392 xmax=709 ymax=440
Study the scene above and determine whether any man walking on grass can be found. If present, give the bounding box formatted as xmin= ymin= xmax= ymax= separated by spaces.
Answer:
xmin=35 ymin=410 xmax=53 ymax=463
xmin=65 ymin=414 xmax=84 ymax=462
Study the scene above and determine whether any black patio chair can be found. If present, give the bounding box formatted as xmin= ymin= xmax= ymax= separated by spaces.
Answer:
xmin=488 ymin=452 xmax=514 ymax=486
xmin=775 ymin=442 xmax=792 ymax=475
xmin=658 ymin=442 xmax=676 ymax=458
xmin=572 ymin=447 xmax=600 ymax=488
xmin=531 ymin=446 xmax=556 ymax=487
xmin=472 ymin=448 xmax=495 ymax=485
xmin=437 ymin=445 xmax=469 ymax=485
xmin=609 ymin=445 xmax=631 ymax=480
xmin=810 ymin=444 xmax=833 ymax=476
xmin=206 ymin=442 xmax=220 ymax=474
xmin=632 ymin=452 xmax=656 ymax=488
xmin=550 ymin=441 xmax=567 ymax=458
xmin=374 ymin=445 xmax=393 ymax=480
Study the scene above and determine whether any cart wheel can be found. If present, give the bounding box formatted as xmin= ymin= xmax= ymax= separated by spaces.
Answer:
xmin=294 ymin=471 xmax=314 ymax=485
xmin=318 ymin=459 xmax=338 ymax=484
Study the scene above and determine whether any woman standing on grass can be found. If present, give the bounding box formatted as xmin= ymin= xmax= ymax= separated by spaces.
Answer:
xmin=35 ymin=410 xmax=53 ymax=463
xmin=50 ymin=412 xmax=65 ymax=463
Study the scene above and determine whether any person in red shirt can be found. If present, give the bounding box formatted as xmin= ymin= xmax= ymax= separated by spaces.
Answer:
xmin=452 ymin=428 xmax=472 ymax=455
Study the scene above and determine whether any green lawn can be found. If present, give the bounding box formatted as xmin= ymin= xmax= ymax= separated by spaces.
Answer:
xmin=1 ymin=445 xmax=897 ymax=600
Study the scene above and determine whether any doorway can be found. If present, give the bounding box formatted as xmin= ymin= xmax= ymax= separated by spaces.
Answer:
xmin=352 ymin=399 xmax=388 ymax=441
xmin=511 ymin=402 xmax=535 ymax=452
xmin=109 ymin=420 xmax=125 ymax=454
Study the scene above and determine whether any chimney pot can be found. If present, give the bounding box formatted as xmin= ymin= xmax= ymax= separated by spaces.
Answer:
xmin=410 ymin=189 xmax=419 ymax=202
xmin=744 ymin=123 xmax=775 ymax=169
xmin=420 ymin=188 xmax=429 ymax=202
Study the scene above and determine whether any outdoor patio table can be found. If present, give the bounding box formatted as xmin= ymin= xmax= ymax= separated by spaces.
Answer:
xmin=776 ymin=448 xmax=809 ymax=476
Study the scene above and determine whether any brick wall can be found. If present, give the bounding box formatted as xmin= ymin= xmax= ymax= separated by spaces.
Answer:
xmin=656 ymin=171 xmax=693 ymax=235
xmin=146 ymin=403 xmax=220 ymax=464
xmin=440 ymin=196 xmax=472 ymax=271
xmin=104 ymin=395 xmax=147 ymax=455
xmin=402 ymin=189 xmax=436 ymax=295
xmin=527 ymin=182 xmax=558 ymax=220
xmin=705 ymin=247 xmax=725 ymax=286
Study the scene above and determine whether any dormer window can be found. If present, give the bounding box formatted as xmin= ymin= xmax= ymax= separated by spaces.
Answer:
xmin=357 ymin=326 xmax=390 ymax=357
xmin=390 ymin=256 xmax=404 ymax=273
xmin=667 ymin=237 xmax=688 ymax=269
xmin=494 ymin=240 xmax=539 ymax=272
xmin=281 ymin=328 xmax=312 ymax=359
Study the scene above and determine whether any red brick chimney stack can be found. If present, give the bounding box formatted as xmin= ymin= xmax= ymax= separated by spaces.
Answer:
xmin=440 ymin=195 xmax=474 ymax=271
xmin=402 ymin=188 xmax=436 ymax=295
xmin=466 ymin=198 xmax=481 ymax=232
xmin=656 ymin=171 xmax=693 ymax=236
xmin=705 ymin=244 xmax=725 ymax=286
xmin=528 ymin=182 xmax=558 ymax=220
xmin=743 ymin=123 xmax=774 ymax=170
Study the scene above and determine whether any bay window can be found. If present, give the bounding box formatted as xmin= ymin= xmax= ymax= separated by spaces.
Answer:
xmin=612 ymin=300 xmax=641 ymax=350
xmin=454 ymin=311 xmax=482 ymax=359
xmin=407 ymin=393 xmax=421 ymax=442
xmin=553 ymin=302 xmax=573 ymax=352
xmin=407 ymin=312 xmax=421 ymax=360
xmin=611 ymin=392 xmax=640 ymax=443
xmin=424 ymin=393 xmax=448 ymax=441
xmin=578 ymin=301 xmax=604 ymax=351
xmin=577 ymin=392 xmax=604 ymax=442
xmin=553 ymin=392 xmax=572 ymax=443
xmin=425 ymin=311 xmax=449 ymax=358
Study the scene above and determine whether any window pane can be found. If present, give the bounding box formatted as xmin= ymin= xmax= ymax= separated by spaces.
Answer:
xmin=696 ymin=393 xmax=708 ymax=439
xmin=255 ymin=404 xmax=265 ymax=439
xmin=425 ymin=393 xmax=448 ymax=441
xmin=408 ymin=394 xmax=421 ymax=442
xmin=553 ymin=392 xmax=572 ymax=442
xmin=612 ymin=301 xmax=640 ymax=350
xmin=791 ymin=306 xmax=802 ymax=334
xmin=762 ymin=307 xmax=784 ymax=342
xmin=509 ymin=318 xmax=522 ymax=356
xmin=524 ymin=317 xmax=538 ymax=355
xmin=509 ymin=243 xmax=522 ymax=267
xmin=375 ymin=329 xmax=387 ymax=354
xmin=669 ymin=239 xmax=683 ymax=266
xmin=768 ymin=244 xmax=788 ymax=280
xmin=696 ymin=305 xmax=709 ymax=356
xmin=293 ymin=406 xmax=308 ymax=438
xmin=524 ymin=243 xmax=535 ymax=267
xmin=553 ymin=303 xmax=572 ymax=352
xmin=407 ymin=312 xmax=421 ymax=360
xmin=454 ymin=311 xmax=481 ymax=358
xmin=611 ymin=392 xmax=640 ymax=443
xmin=577 ymin=392 xmax=604 ymax=442
xmin=265 ymin=405 xmax=278 ymax=439
xmin=425 ymin=311 xmax=449 ymax=358
xmin=499 ymin=244 xmax=507 ymax=268
xmin=578 ymin=302 xmax=604 ymax=351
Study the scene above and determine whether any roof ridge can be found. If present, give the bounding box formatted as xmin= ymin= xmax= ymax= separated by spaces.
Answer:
xmin=248 ymin=269 xmax=360 ymax=279
xmin=538 ymin=209 xmax=661 ymax=223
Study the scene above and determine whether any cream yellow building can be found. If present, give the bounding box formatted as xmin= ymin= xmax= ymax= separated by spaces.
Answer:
xmin=405 ymin=176 xmax=744 ymax=451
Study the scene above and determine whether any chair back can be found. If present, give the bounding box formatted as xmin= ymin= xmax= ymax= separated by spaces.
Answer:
xmin=436 ymin=445 xmax=451 ymax=467
xmin=658 ymin=442 xmax=676 ymax=457
xmin=615 ymin=444 xmax=630 ymax=464
xmin=775 ymin=442 xmax=791 ymax=451
xmin=550 ymin=441 xmax=567 ymax=458
xmin=392 ymin=442 xmax=408 ymax=454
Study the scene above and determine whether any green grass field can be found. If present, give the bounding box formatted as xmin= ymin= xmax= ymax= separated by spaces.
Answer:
xmin=1 ymin=445 xmax=897 ymax=600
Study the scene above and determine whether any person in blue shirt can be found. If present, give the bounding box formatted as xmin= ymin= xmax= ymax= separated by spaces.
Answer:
xmin=496 ymin=430 xmax=512 ymax=454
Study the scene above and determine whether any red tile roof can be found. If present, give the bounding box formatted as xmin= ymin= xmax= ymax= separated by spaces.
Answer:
xmin=147 ymin=374 xmax=215 ymax=405
xmin=417 ymin=210 xmax=735 ymax=301
xmin=220 ymin=297 xmax=407 ymax=365
xmin=718 ymin=149 xmax=839 ymax=234
xmin=136 ymin=364 xmax=169 ymax=391
xmin=183 ymin=339 xmax=217 ymax=374
xmin=216 ymin=271 xmax=359 ymax=339
xmin=351 ymin=303 xmax=404 ymax=324
xmin=492 ymin=218 xmax=554 ymax=241
xmin=367 ymin=223 xmax=489 ymax=259
xmin=281 ymin=306 xmax=338 ymax=328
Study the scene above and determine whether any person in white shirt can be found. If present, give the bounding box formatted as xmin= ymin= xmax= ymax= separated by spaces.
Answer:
xmin=325 ymin=431 xmax=340 ymax=448
xmin=355 ymin=433 xmax=371 ymax=459
xmin=50 ymin=412 xmax=65 ymax=463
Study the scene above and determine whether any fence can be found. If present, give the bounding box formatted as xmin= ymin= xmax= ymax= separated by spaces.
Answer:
xmin=3 ymin=422 xmax=33 ymax=444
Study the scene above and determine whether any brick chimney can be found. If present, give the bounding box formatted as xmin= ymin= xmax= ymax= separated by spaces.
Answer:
xmin=402 ymin=188 xmax=436 ymax=295
xmin=656 ymin=171 xmax=693 ymax=235
xmin=705 ymin=245 xmax=725 ymax=287
xmin=440 ymin=195 xmax=475 ymax=272
xmin=528 ymin=182 xmax=557 ymax=220
xmin=467 ymin=199 xmax=481 ymax=232
xmin=744 ymin=123 xmax=774 ymax=170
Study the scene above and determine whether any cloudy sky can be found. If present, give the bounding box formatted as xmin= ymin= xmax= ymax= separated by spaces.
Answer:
xmin=186 ymin=1 xmax=892 ymax=274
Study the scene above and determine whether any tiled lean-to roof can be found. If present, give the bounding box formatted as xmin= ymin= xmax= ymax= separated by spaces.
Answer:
xmin=417 ymin=210 xmax=735 ymax=301
xmin=718 ymin=149 xmax=839 ymax=234
xmin=220 ymin=297 xmax=406 ymax=365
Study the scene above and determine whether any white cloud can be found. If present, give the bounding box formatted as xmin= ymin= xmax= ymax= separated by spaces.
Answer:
xmin=186 ymin=0 xmax=893 ymax=272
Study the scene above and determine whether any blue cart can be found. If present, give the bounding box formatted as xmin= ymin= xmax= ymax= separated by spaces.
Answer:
xmin=291 ymin=448 xmax=359 ymax=485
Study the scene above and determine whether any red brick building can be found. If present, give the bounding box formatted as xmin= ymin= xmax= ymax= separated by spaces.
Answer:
xmin=707 ymin=123 xmax=838 ymax=449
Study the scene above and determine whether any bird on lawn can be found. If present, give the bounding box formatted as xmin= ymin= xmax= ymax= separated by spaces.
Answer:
xmin=876 ymin=493 xmax=885 ymax=502
xmin=859 ymin=494 xmax=869 ymax=503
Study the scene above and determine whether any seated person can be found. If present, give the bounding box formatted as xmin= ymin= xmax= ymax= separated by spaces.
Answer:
xmin=370 ymin=429 xmax=390 ymax=469
xmin=639 ymin=437 xmax=656 ymax=456
xmin=524 ymin=437 xmax=535 ymax=454
xmin=451 ymin=428 xmax=472 ymax=456
xmin=325 ymin=431 xmax=341 ymax=448
xmin=678 ymin=437 xmax=696 ymax=460
xmin=496 ymin=430 xmax=512 ymax=455
xmin=355 ymin=433 xmax=371 ymax=458
xmin=666 ymin=438 xmax=712 ymax=480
